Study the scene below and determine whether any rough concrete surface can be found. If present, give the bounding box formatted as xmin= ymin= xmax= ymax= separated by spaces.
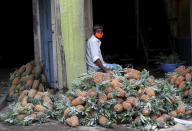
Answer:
xmin=0 ymin=99 xmax=191 ymax=131
xmin=0 ymin=94 xmax=8 ymax=110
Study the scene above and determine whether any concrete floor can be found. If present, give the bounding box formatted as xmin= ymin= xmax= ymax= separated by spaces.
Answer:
xmin=0 ymin=105 xmax=192 ymax=131
xmin=0 ymin=67 xmax=14 ymax=82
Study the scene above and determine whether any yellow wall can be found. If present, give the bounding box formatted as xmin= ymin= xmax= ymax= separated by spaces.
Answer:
xmin=59 ymin=0 xmax=87 ymax=89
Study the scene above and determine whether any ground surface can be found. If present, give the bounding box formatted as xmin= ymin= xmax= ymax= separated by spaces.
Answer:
xmin=0 ymin=105 xmax=192 ymax=131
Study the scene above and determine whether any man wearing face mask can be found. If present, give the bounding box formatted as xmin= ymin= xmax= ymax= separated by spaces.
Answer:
xmin=86 ymin=25 xmax=122 ymax=72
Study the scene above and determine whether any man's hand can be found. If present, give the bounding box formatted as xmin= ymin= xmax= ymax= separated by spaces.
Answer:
xmin=95 ymin=59 xmax=108 ymax=73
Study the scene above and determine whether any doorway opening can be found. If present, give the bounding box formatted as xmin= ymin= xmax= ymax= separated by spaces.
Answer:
xmin=0 ymin=0 xmax=34 ymax=82
xmin=92 ymin=0 xmax=191 ymax=76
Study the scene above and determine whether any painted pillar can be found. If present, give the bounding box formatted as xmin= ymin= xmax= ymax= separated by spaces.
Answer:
xmin=59 ymin=0 xmax=87 ymax=89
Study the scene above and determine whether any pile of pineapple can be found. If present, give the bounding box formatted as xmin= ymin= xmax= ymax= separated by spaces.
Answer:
xmin=166 ymin=66 xmax=192 ymax=103
xmin=9 ymin=61 xmax=49 ymax=98
xmin=52 ymin=68 xmax=192 ymax=130
xmin=1 ymin=62 xmax=192 ymax=130
xmin=0 ymin=61 xmax=55 ymax=125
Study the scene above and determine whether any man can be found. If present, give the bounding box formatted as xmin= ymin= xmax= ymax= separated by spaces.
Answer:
xmin=86 ymin=25 xmax=122 ymax=72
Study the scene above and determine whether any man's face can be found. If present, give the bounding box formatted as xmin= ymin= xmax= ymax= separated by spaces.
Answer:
xmin=95 ymin=29 xmax=103 ymax=39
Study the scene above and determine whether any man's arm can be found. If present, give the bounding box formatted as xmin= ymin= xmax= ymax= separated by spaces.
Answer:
xmin=95 ymin=59 xmax=108 ymax=73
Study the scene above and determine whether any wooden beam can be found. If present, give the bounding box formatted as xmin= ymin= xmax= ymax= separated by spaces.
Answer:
xmin=32 ymin=0 xmax=42 ymax=64
xmin=50 ymin=0 xmax=67 ymax=91
xmin=84 ymin=0 xmax=93 ymax=41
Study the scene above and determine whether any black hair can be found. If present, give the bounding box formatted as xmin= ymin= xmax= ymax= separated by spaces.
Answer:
xmin=93 ymin=24 xmax=103 ymax=32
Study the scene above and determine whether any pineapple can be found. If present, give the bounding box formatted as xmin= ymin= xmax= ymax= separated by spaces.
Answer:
xmin=151 ymin=115 xmax=157 ymax=119
xmin=28 ymin=89 xmax=37 ymax=97
xmin=48 ymin=89 xmax=55 ymax=95
xmin=126 ymin=97 xmax=139 ymax=106
xmin=16 ymin=107 xmax=24 ymax=114
xmin=32 ymin=80 xmax=40 ymax=89
xmin=107 ymin=93 xmax=113 ymax=99
xmin=21 ymin=96 xmax=28 ymax=106
xmin=170 ymin=74 xmax=177 ymax=85
xmin=26 ymin=103 xmax=35 ymax=108
xmin=169 ymin=111 xmax=177 ymax=117
xmin=177 ymin=105 xmax=185 ymax=114
xmin=12 ymin=77 xmax=20 ymax=85
xmin=145 ymin=87 xmax=155 ymax=97
xmin=189 ymin=88 xmax=192 ymax=93
xmin=34 ymin=105 xmax=45 ymax=112
xmin=29 ymin=74 xmax=35 ymax=80
xmin=185 ymin=110 xmax=191 ymax=116
xmin=184 ymin=90 xmax=189 ymax=97
xmin=66 ymin=116 xmax=79 ymax=127
xmin=43 ymin=96 xmax=52 ymax=103
xmin=68 ymin=96 xmax=75 ymax=101
xmin=9 ymin=90 xmax=15 ymax=97
xmin=30 ymin=113 xmax=37 ymax=119
xmin=18 ymin=65 xmax=26 ymax=74
xmin=77 ymin=90 xmax=87 ymax=97
xmin=116 ymin=98 xmax=124 ymax=104
xmin=18 ymin=90 xmax=28 ymax=102
xmin=38 ymin=83 xmax=44 ymax=92
xmin=122 ymin=101 xmax=132 ymax=110
xmin=110 ymin=79 xmax=122 ymax=88
xmin=147 ymin=78 xmax=156 ymax=85
xmin=142 ymin=107 xmax=150 ymax=116
xmin=185 ymin=73 xmax=192 ymax=81
xmin=175 ymin=66 xmax=187 ymax=76
xmin=178 ymin=81 xmax=186 ymax=90
xmin=175 ymin=76 xmax=184 ymax=85
xmin=162 ymin=114 xmax=169 ymax=119
xmin=34 ymin=91 xmax=44 ymax=100
xmin=85 ymin=110 xmax=98 ymax=118
xmin=76 ymin=105 xmax=84 ymax=111
xmin=137 ymin=88 xmax=144 ymax=97
xmin=43 ymin=91 xmax=51 ymax=97
xmin=116 ymin=87 xmax=126 ymax=97
xmin=99 ymin=93 xmax=107 ymax=102
xmin=41 ymin=74 xmax=47 ymax=83
xmin=91 ymin=72 xmax=105 ymax=83
xmin=104 ymin=86 xmax=114 ymax=94
xmin=64 ymin=107 xmax=70 ymax=117
xmin=156 ymin=116 xmax=166 ymax=123
xmin=114 ymin=104 xmax=123 ymax=113
xmin=141 ymin=95 xmax=149 ymax=102
xmin=87 ymin=88 xmax=98 ymax=97
xmin=124 ymin=68 xmax=141 ymax=80
xmin=99 ymin=116 xmax=109 ymax=126
xmin=17 ymin=114 xmax=26 ymax=120
xmin=72 ymin=96 xmax=86 ymax=106
xmin=135 ymin=116 xmax=140 ymax=121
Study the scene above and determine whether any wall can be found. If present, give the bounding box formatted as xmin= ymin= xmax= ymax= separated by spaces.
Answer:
xmin=164 ymin=0 xmax=191 ymax=65
xmin=59 ymin=0 xmax=87 ymax=89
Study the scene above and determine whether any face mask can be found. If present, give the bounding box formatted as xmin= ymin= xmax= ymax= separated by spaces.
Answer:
xmin=95 ymin=32 xmax=103 ymax=38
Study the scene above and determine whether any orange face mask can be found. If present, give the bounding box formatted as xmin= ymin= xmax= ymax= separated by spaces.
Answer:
xmin=95 ymin=32 xmax=103 ymax=38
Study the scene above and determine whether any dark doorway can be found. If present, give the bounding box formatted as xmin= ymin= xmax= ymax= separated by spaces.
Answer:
xmin=0 ymin=0 xmax=34 ymax=81
xmin=92 ymin=0 xmax=176 ymax=71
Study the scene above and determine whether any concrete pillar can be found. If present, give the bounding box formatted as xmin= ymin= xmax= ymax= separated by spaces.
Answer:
xmin=59 ymin=0 xmax=87 ymax=89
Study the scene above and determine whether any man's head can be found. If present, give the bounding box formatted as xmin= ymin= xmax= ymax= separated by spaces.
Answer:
xmin=93 ymin=24 xmax=103 ymax=39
